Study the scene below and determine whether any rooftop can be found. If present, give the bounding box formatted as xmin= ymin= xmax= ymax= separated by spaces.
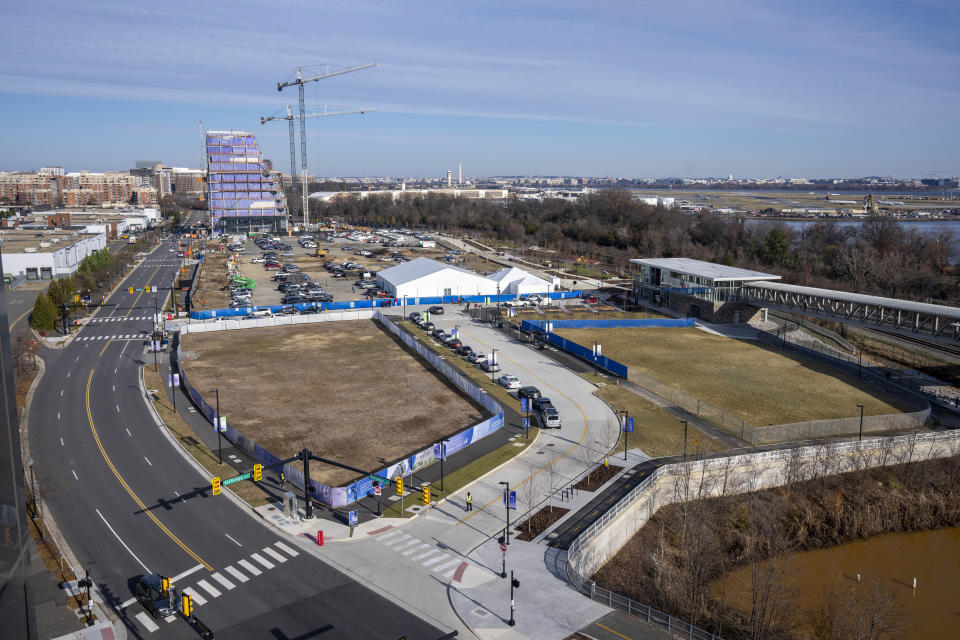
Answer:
xmin=378 ymin=257 xmax=485 ymax=284
xmin=630 ymin=257 xmax=781 ymax=283
xmin=0 ymin=229 xmax=101 ymax=254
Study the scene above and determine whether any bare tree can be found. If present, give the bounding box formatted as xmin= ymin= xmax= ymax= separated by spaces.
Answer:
xmin=517 ymin=466 xmax=543 ymax=538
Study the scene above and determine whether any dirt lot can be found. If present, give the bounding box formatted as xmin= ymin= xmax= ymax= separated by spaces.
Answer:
xmin=180 ymin=320 xmax=488 ymax=485
xmin=556 ymin=327 xmax=912 ymax=426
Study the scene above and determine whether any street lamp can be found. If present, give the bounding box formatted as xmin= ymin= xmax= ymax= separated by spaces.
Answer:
xmin=437 ymin=439 xmax=448 ymax=492
xmin=27 ymin=457 xmax=42 ymax=540
xmin=499 ymin=480 xmax=511 ymax=545
xmin=681 ymin=420 xmax=688 ymax=461
xmin=856 ymin=404 xmax=864 ymax=441
xmin=591 ymin=341 xmax=601 ymax=376
xmin=490 ymin=348 xmax=498 ymax=383
xmin=214 ymin=389 xmax=223 ymax=465
xmin=619 ymin=410 xmax=630 ymax=460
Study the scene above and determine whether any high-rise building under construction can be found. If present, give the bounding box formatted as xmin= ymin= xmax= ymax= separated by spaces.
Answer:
xmin=205 ymin=130 xmax=287 ymax=232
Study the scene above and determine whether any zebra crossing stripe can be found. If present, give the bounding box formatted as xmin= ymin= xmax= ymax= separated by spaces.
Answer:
xmin=377 ymin=530 xmax=405 ymax=542
xmin=422 ymin=553 xmax=449 ymax=567
xmin=237 ymin=559 xmax=261 ymax=576
xmin=382 ymin=533 xmax=412 ymax=547
xmin=432 ymin=558 xmax=461 ymax=573
xmin=182 ymin=587 xmax=207 ymax=606
xmin=262 ymin=547 xmax=286 ymax=563
xmin=135 ymin=612 xmax=159 ymax=632
xmin=274 ymin=541 xmax=299 ymax=557
xmin=250 ymin=553 xmax=274 ymax=570
xmin=196 ymin=579 xmax=221 ymax=599
xmin=210 ymin=572 xmax=235 ymax=590
xmin=402 ymin=543 xmax=431 ymax=557
xmin=412 ymin=548 xmax=440 ymax=561
xmin=224 ymin=565 xmax=249 ymax=583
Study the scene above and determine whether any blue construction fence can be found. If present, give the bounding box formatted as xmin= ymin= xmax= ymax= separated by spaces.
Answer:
xmin=519 ymin=318 xmax=694 ymax=378
xmin=189 ymin=289 xmax=584 ymax=320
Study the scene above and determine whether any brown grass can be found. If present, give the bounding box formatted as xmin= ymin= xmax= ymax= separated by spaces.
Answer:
xmin=556 ymin=327 xmax=912 ymax=426
xmin=180 ymin=320 xmax=488 ymax=486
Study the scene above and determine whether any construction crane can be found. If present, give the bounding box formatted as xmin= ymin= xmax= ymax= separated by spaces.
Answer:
xmin=260 ymin=105 xmax=375 ymax=224
xmin=277 ymin=62 xmax=378 ymax=226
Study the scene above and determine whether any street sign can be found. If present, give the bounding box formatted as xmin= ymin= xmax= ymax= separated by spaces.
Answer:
xmin=625 ymin=417 xmax=634 ymax=433
xmin=167 ymin=373 xmax=180 ymax=387
xmin=499 ymin=542 xmax=507 ymax=552
xmin=368 ymin=474 xmax=389 ymax=485
xmin=223 ymin=473 xmax=250 ymax=486
xmin=217 ymin=416 xmax=227 ymax=432
xmin=348 ymin=510 xmax=358 ymax=527
xmin=373 ymin=485 xmax=381 ymax=496
xmin=520 ymin=398 xmax=527 ymax=413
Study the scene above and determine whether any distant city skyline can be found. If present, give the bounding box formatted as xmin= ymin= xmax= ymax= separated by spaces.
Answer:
xmin=2 ymin=1 xmax=958 ymax=177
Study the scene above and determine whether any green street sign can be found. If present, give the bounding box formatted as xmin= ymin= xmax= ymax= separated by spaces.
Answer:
xmin=368 ymin=474 xmax=389 ymax=485
xmin=223 ymin=473 xmax=251 ymax=486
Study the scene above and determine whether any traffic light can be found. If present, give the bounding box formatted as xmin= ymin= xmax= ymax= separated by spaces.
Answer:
xmin=73 ymin=294 xmax=80 ymax=303
xmin=396 ymin=476 xmax=403 ymax=496
xmin=512 ymin=576 xmax=520 ymax=588
xmin=128 ymin=286 xmax=134 ymax=294
xmin=100 ymin=298 xmax=104 ymax=308
xmin=253 ymin=464 xmax=262 ymax=481
xmin=212 ymin=476 xmax=221 ymax=496
xmin=161 ymin=577 xmax=170 ymax=596
xmin=182 ymin=593 xmax=193 ymax=617
xmin=422 ymin=485 xmax=430 ymax=505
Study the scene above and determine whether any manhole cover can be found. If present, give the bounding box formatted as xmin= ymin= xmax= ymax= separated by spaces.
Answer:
xmin=537 ymin=450 xmax=545 ymax=454
xmin=546 ymin=443 xmax=554 ymax=446
xmin=471 ymin=607 xmax=492 ymax=619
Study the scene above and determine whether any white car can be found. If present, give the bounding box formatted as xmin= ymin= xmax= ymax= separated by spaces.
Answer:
xmin=498 ymin=374 xmax=521 ymax=389
xmin=250 ymin=257 xmax=265 ymax=263
xmin=248 ymin=307 xmax=272 ymax=317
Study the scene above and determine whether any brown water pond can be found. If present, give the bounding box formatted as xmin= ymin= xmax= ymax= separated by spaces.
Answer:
xmin=711 ymin=527 xmax=960 ymax=639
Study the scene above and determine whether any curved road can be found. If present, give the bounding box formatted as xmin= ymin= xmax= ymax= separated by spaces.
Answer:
xmin=30 ymin=232 xmax=444 ymax=639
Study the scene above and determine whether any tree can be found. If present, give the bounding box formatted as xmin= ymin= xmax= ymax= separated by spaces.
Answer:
xmin=46 ymin=277 xmax=77 ymax=309
xmin=30 ymin=293 xmax=58 ymax=331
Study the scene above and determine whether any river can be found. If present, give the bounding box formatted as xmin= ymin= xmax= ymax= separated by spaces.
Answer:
xmin=712 ymin=527 xmax=960 ymax=639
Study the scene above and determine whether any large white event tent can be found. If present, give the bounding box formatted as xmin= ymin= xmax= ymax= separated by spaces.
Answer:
xmin=376 ymin=257 xmax=499 ymax=298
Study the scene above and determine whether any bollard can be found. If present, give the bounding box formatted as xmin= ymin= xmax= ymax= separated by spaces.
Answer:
xmin=317 ymin=530 xmax=324 ymax=546
xmin=912 ymin=578 xmax=917 ymax=589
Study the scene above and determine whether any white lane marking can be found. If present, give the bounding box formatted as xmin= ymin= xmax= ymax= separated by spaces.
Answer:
xmin=72 ymin=469 xmax=78 ymax=480
xmin=250 ymin=553 xmax=275 ymax=570
xmin=114 ymin=368 xmax=118 ymax=374
xmin=76 ymin=356 xmax=79 ymax=362
xmin=433 ymin=558 xmax=461 ymax=573
xmin=182 ymin=587 xmax=207 ymax=606
xmin=67 ymin=371 xmax=71 ymax=378
xmin=95 ymin=508 xmax=150 ymax=573
xmin=57 ymin=412 xmax=61 ymax=420
xmin=144 ymin=457 xmax=152 ymax=467
xmin=116 ymin=405 xmax=119 ymax=413
xmin=225 ymin=534 xmax=242 ymax=547
xmin=396 ymin=539 xmax=420 ymax=552
xmin=118 ymin=597 xmax=136 ymax=610
xmin=60 ymin=390 xmax=63 ymax=397
xmin=403 ymin=543 xmax=431 ymax=557
xmin=171 ymin=564 xmax=204 ymax=583
xmin=422 ymin=553 xmax=450 ymax=567
xmin=382 ymin=533 xmax=413 ymax=547
xmin=412 ymin=548 xmax=441 ymax=561
xmin=224 ymin=565 xmax=249 ymax=583
xmin=442 ymin=566 xmax=459 ymax=579
xmin=196 ymin=579 xmax=222 ymax=599
xmin=60 ymin=438 xmax=64 ymax=446
xmin=274 ymin=541 xmax=298 ymax=557
xmin=113 ymin=385 xmax=115 ymax=392
xmin=377 ymin=530 xmax=405 ymax=542
xmin=237 ymin=559 xmax=262 ymax=576
xmin=126 ymin=428 xmax=132 ymax=437
xmin=262 ymin=547 xmax=286 ymax=563
xmin=134 ymin=612 xmax=159 ymax=632
xmin=210 ymin=573 xmax=235 ymax=591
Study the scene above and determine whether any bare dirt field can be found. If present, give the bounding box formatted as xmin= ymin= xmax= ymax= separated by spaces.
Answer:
xmin=180 ymin=320 xmax=488 ymax=485
xmin=191 ymin=245 xmax=231 ymax=311
xmin=556 ymin=327 xmax=913 ymax=426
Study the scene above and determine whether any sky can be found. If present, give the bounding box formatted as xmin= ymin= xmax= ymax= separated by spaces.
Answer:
xmin=1 ymin=0 xmax=958 ymax=178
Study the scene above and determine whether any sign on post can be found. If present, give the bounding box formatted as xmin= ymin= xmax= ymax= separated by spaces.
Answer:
xmin=520 ymin=398 xmax=527 ymax=413
xmin=373 ymin=485 xmax=382 ymax=496
xmin=522 ymin=417 xmax=529 ymax=429
xmin=167 ymin=373 xmax=180 ymax=387
xmin=217 ymin=416 xmax=227 ymax=432
xmin=625 ymin=417 xmax=634 ymax=433
xmin=348 ymin=510 xmax=358 ymax=527
xmin=504 ymin=490 xmax=517 ymax=510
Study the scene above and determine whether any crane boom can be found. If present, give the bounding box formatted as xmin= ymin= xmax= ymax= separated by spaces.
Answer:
xmin=277 ymin=62 xmax=377 ymax=225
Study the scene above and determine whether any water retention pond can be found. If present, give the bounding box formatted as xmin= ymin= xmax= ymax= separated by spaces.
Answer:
xmin=712 ymin=527 xmax=960 ymax=638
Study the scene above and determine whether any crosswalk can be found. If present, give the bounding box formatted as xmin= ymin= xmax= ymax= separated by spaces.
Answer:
xmin=76 ymin=335 xmax=145 ymax=341
xmin=132 ymin=540 xmax=300 ymax=633
xmin=371 ymin=528 xmax=467 ymax=580
xmin=89 ymin=316 xmax=154 ymax=322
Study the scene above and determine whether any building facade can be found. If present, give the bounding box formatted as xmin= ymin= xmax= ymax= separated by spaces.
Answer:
xmin=205 ymin=131 xmax=287 ymax=233
xmin=0 ymin=229 xmax=107 ymax=279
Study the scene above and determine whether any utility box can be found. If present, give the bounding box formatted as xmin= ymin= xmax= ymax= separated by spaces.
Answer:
xmin=283 ymin=491 xmax=298 ymax=518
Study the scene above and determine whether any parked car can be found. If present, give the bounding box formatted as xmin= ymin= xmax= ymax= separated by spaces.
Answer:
xmin=457 ymin=345 xmax=474 ymax=357
xmin=430 ymin=328 xmax=445 ymax=339
xmin=448 ymin=339 xmax=463 ymax=350
xmin=468 ymin=351 xmax=485 ymax=364
xmin=517 ymin=386 xmax=541 ymax=401
xmin=539 ymin=407 xmax=562 ymax=429
xmin=428 ymin=305 xmax=445 ymax=315
xmin=533 ymin=397 xmax=552 ymax=411
xmin=478 ymin=360 xmax=500 ymax=373
xmin=250 ymin=257 xmax=265 ymax=263
xmin=422 ymin=322 xmax=435 ymax=332
xmin=498 ymin=374 xmax=521 ymax=389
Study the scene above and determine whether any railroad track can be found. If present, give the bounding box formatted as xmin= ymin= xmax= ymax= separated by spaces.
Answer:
xmin=871 ymin=328 xmax=960 ymax=360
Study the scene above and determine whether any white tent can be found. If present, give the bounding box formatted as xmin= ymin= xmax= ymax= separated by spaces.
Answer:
xmin=377 ymin=257 xmax=499 ymax=298
xmin=486 ymin=266 xmax=554 ymax=295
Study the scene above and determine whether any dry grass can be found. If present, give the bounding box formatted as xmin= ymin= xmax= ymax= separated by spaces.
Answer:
xmin=180 ymin=321 xmax=487 ymax=486
xmin=557 ymin=327 xmax=912 ymax=427
xmin=191 ymin=246 xmax=231 ymax=311
xmin=595 ymin=385 xmax=724 ymax=458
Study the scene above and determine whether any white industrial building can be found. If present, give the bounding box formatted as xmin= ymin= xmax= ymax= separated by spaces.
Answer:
xmin=376 ymin=257 xmax=499 ymax=298
xmin=487 ymin=266 xmax=554 ymax=295
xmin=0 ymin=229 xmax=107 ymax=280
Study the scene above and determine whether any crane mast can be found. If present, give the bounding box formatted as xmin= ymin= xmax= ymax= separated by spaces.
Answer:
xmin=277 ymin=62 xmax=377 ymax=226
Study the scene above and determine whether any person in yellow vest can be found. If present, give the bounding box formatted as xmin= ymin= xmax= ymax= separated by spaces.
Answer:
xmin=465 ymin=492 xmax=473 ymax=512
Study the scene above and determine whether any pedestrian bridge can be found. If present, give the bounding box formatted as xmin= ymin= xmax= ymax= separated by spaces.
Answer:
xmin=744 ymin=282 xmax=960 ymax=341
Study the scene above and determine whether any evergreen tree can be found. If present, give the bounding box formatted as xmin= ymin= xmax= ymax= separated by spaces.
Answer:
xmin=30 ymin=293 xmax=58 ymax=331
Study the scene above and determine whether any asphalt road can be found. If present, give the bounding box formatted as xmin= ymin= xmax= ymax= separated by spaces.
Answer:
xmin=29 ymin=231 xmax=444 ymax=639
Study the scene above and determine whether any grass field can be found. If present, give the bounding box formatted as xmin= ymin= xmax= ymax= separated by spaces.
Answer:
xmin=180 ymin=321 xmax=487 ymax=486
xmin=556 ymin=327 xmax=913 ymax=426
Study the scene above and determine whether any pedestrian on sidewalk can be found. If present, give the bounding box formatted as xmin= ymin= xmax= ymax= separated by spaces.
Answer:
xmin=279 ymin=471 xmax=286 ymax=489
xmin=465 ymin=492 xmax=472 ymax=511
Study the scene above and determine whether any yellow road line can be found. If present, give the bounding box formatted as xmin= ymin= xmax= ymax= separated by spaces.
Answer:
xmin=594 ymin=622 xmax=634 ymax=640
xmin=11 ymin=307 xmax=31 ymax=330
xmin=86 ymin=370 xmax=211 ymax=570
xmin=456 ymin=327 xmax=593 ymax=525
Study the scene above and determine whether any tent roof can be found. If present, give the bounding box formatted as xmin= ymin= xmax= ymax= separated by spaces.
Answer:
xmin=378 ymin=257 xmax=485 ymax=285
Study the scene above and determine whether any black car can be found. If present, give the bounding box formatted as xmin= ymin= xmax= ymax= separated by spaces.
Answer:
xmin=282 ymin=295 xmax=306 ymax=305
xmin=422 ymin=322 xmax=435 ymax=332
xmin=448 ymin=339 xmax=463 ymax=350
xmin=457 ymin=345 xmax=474 ymax=357
xmin=428 ymin=305 xmax=444 ymax=315
xmin=533 ymin=397 xmax=552 ymax=411
xmin=431 ymin=328 xmax=446 ymax=339
xmin=299 ymin=307 xmax=319 ymax=315
xmin=518 ymin=386 xmax=541 ymax=401
xmin=278 ymin=305 xmax=299 ymax=315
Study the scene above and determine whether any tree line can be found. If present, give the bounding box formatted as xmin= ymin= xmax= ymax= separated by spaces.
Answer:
xmin=316 ymin=190 xmax=958 ymax=304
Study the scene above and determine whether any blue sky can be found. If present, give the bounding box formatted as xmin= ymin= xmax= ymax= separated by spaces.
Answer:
xmin=1 ymin=0 xmax=958 ymax=178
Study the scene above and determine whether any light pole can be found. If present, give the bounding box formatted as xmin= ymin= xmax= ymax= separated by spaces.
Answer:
xmin=215 ymin=389 xmax=223 ymax=465
xmin=437 ymin=439 xmax=448 ymax=492
xmin=499 ymin=480 xmax=511 ymax=545
xmin=592 ymin=341 xmax=600 ymax=376
xmin=620 ymin=410 xmax=630 ymax=460
xmin=856 ymin=404 xmax=864 ymax=441
xmin=508 ymin=570 xmax=519 ymax=626
xmin=681 ymin=420 xmax=688 ymax=461
xmin=491 ymin=348 xmax=498 ymax=383
xmin=27 ymin=458 xmax=42 ymax=540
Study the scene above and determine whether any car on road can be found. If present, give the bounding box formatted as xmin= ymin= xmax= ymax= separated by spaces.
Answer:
xmin=498 ymin=374 xmax=521 ymax=389
xmin=428 ymin=305 xmax=444 ymax=315
xmin=136 ymin=573 xmax=176 ymax=619
xmin=517 ymin=386 xmax=541 ymax=401
xmin=584 ymin=295 xmax=598 ymax=304
xmin=278 ymin=305 xmax=299 ymax=315
xmin=299 ymin=306 xmax=319 ymax=315
xmin=539 ymin=406 xmax=562 ymax=429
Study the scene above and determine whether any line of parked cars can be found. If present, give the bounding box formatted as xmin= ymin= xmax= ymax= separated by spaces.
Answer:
xmin=408 ymin=309 xmax=499 ymax=372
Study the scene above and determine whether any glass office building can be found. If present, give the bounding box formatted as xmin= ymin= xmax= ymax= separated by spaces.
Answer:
xmin=206 ymin=131 xmax=287 ymax=233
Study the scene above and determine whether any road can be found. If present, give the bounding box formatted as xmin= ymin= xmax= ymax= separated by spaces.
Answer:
xmin=29 ymin=229 xmax=445 ymax=639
